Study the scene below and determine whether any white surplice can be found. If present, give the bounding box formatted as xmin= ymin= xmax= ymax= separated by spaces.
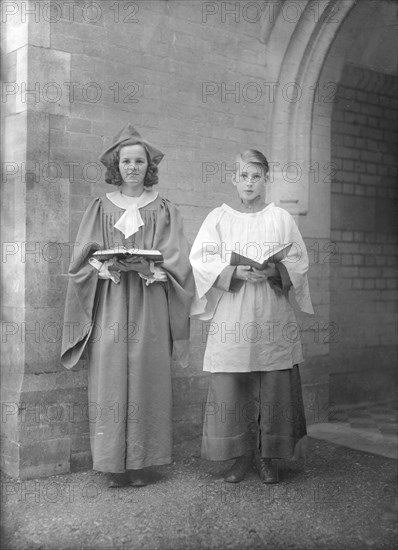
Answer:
xmin=189 ymin=203 xmax=314 ymax=373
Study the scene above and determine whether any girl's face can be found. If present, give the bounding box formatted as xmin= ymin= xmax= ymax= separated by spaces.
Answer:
xmin=118 ymin=144 xmax=148 ymax=190
xmin=232 ymin=160 xmax=268 ymax=202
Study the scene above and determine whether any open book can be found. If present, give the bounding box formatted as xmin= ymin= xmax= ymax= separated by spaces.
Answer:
xmin=91 ymin=247 xmax=164 ymax=262
xmin=230 ymin=242 xmax=292 ymax=270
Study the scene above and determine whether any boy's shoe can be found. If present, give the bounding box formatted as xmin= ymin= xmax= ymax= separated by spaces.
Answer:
xmin=255 ymin=456 xmax=279 ymax=483
xmin=224 ymin=455 xmax=252 ymax=483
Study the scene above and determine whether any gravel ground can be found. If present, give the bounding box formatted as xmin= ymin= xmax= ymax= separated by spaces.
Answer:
xmin=1 ymin=436 xmax=397 ymax=550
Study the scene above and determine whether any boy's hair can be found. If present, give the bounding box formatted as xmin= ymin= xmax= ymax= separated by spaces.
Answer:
xmin=105 ymin=140 xmax=159 ymax=187
xmin=237 ymin=149 xmax=269 ymax=174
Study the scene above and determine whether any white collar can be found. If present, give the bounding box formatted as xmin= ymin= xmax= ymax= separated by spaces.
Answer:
xmin=221 ymin=202 xmax=275 ymax=215
xmin=106 ymin=189 xmax=158 ymax=209
xmin=106 ymin=189 xmax=158 ymax=238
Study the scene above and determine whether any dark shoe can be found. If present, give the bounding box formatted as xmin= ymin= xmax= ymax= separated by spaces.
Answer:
xmin=256 ymin=457 xmax=279 ymax=484
xmin=107 ymin=473 xmax=128 ymax=488
xmin=128 ymin=469 xmax=148 ymax=487
xmin=224 ymin=455 xmax=252 ymax=483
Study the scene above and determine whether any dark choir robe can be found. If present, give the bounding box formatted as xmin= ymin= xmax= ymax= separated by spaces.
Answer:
xmin=61 ymin=194 xmax=194 ymax=473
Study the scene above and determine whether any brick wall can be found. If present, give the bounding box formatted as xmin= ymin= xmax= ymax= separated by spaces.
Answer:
xmin=330 ymin=64 xmax=398 ymax=404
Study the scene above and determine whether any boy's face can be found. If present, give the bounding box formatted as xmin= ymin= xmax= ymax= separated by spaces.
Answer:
xmin=232 ymin=160 xmax=268 ymax=202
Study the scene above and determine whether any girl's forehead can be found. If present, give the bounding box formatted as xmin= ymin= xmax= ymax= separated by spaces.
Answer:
xmin=120 ymin=144 xmax=146 ymax=158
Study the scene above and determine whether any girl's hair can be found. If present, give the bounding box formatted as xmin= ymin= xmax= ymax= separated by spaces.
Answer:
xmin=105 ymin=140 xmax=159 ymax=187
xmin=237 ymin=149 xmax=269 ymax=175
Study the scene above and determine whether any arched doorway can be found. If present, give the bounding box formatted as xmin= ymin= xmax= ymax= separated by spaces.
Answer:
xmin=262 ymin=0 xmax=397 ymax=415
xmin=322 ymin=2 xmax=397 ymax=405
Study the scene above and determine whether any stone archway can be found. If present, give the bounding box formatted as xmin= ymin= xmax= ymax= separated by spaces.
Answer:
xmin=261 ymin=0 xmax=356 ymax=215
xmin=318 ymin=1 xmax=398 ymax=405
xmin=257 ymin=0 xmax=358 ymax=421
xmin=260 ymin=0 xmax=397 ymax=416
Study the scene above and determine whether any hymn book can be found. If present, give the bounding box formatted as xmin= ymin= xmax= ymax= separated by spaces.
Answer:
xmin=91 ymin=247 xmax=164 ymax=262
xmin=230 ymin=242 xmax=292 ymax=270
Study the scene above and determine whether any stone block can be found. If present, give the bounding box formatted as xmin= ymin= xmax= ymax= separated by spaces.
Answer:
xmin=26 ymin=176 xmax=69 ymax=241
xmin=19 ymin=437 xmax=71 ymax=479
xmin=172 ymin=375 xmax=208 ymax=407
xmin=4 ymin=110 xmax=28 ymax=163
xmin=173 ymin=400 xmax=205 ymax=427
xmin=4 ymin=13 xmax=28 ymax=54
xmin=0 ymin=436 xmax=20 ymax=479
xmin=173 ymin=420 xmax=202 ymax=445
xmin=301 ymin=382 xmax=330 ymax=425
xmin=70 ymin=451 xmax=92 ymax=472
xmin=70 ymin=434 xmax=91 ymax=453
xmin=66 ymin=117 xmax=92 ymax=133
xmin=17 ymin=386 xmax=88 ymax=421
xmin=16 ymin=46 xmax=71 ymax=115
xmin=375 ymin=198 xmax=397 ymax=234
xmin=69 ymin=101 xmax=104 ymax=123
xmin=49 ymin=114 xmax=65 ymax=130
xmin=299 ymin=356 xmax=329 ymax=386
xmin=19 ymin=421 xmax=71 ymax=442
xmin=29 ymin=11 xmax=51 ymax=48
xmin=330 ymin=366 xmax=398 ymax=406
xmin=331 ymin=195 xmax=375 ymax=232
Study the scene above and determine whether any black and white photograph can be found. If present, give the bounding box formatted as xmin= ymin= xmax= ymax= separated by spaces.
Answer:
xmin=1 ymin=0 xmax=397 ymax=549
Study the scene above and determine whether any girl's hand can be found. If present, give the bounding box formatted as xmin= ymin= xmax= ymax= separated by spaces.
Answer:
xmin=108 ymin=256 xmax=154 ymax=277
xmin=109 ymin=271 xmax=121 ymax=284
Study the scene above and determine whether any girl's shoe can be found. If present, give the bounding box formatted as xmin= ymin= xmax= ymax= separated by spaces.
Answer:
xmin=107 ymin=472 xmax=128 ymax=488
xmin=128 ymin=469 xmax=148 ymax=487
xmin=223 ymin=455 xmax=252 ymax=483
xmin=255 ymin=457 xmax=279 ymax=483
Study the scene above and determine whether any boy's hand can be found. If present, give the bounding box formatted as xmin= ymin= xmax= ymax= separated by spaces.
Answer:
xmin=234 ymin=266 xmax=268 ymax=283
xmin=258 ymin=262 xmax=279 ymax=278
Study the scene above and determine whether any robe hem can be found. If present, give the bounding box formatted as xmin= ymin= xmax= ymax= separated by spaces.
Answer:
xmin=202 ymin=435 xmax=307 ymax=462
xmin=93 ymin=457 xmax=172 ymax=473
xmin=203 ymin=359 xmax=304 ymax=373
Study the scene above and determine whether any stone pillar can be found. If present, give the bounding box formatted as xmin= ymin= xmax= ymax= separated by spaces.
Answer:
xmin=1 ymin=2 xmax=90 ymax=478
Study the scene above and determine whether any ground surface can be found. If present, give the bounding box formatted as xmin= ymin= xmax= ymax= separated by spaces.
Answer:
xmin=1 ymin=436 xmax=397 ymax=550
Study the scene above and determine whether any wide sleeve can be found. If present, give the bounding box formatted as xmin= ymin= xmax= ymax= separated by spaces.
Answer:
xmin=153 ymin=199 xmax=195 ymax=359
xmin=189 ymin=208 xmax=231 ymax=319
xmin=61 ymin=198 xmax=104 ymax=369
xmin=274 ymin=208 xmax=314 ymax=314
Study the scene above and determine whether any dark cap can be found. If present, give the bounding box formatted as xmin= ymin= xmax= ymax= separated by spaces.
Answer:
xmin=99 ymin=124 xmax=164 ymax=167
